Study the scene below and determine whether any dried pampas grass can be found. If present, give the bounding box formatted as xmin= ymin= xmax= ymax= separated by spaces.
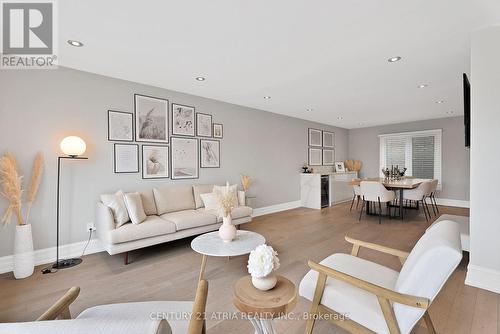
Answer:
xmin=240 ymin=175 xmax=252 ymax=192
xmin=0 ymin=153 xmax=24 ymax=225
xmin=25 ymin=152 xmax=44 ymax=224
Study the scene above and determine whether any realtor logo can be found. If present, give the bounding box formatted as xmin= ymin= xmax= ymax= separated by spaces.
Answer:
xmin=1 ymin=0 xmax=57 ymax=69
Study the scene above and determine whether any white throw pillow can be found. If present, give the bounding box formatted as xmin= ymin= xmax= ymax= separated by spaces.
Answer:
xmin=124 ymin=192 xmax=147 ymax=225
xmin=213 ymin=184 xmax=239 ymax=208
xmin=200 ymin=193 xmax=219 ymax=211
xmin=100 ymin=191 xmax=130 ymax=228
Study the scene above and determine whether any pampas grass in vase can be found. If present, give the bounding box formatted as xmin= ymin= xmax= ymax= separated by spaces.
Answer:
xmin=216 ymin=183 xmax=237 ymax=242
xmin=0 ymin=152 xmax=44 ymax=279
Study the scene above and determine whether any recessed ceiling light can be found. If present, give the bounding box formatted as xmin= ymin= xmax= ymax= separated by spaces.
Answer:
xmin=446 ymin=111 xmax=455 ymax=115
xmin=263 ymin=96 xmax=271 ymax=99
xmin=67 ymin=40 xmax=84 ymax=47
xmin=337 ymin=116 xmax=343 ymax=120
xmin=418 ymin=84 xmax=428 ymax=88
xmin=388 ymin=56 xmax=402 ymax=63
xmin=195 ymin=76 xmax=206 ymax=81
xmin=358 ymin=122 xmax=364 ymax=126
xmin=306 ymin=108 xmax=313 ymax=112
xmin=435 ymin=100 xmax=445 ymax=104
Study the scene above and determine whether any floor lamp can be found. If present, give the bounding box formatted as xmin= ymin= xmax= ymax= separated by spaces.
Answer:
xmin=43 ymin=136 xmax=88 ymax=274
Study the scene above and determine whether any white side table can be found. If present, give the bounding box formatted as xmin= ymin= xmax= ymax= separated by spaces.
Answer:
xmin=191 ymin=230 xmax=266 ymax=281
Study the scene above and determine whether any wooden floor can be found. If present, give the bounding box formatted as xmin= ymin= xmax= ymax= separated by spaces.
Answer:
xmin=1 ymin=202 xmax=497 ymax=333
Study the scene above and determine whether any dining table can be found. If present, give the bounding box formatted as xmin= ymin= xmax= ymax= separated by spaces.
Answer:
xmin=350 ymin=177 xmax=430 ymax=220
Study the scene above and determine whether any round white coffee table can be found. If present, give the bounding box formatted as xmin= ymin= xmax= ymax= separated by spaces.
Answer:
xmin=191 ymin=230 xmax=266 ymax=281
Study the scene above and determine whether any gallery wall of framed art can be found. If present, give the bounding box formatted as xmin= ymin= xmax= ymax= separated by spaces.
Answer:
xmin=307 ymin=128 xmax=335 ymax=167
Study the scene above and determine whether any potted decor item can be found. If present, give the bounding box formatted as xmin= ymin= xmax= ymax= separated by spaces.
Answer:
xmin=0 ymin=152 xmax=44 ymax=279
xmin=247 ymin=244 xmax=280 ymax=291
xmin=217 ymin=183 xmax=236 ymax=242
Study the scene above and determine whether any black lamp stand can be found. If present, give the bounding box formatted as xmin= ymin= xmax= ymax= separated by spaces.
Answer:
xmin=45 ymin=156 xmax=88 ymax=273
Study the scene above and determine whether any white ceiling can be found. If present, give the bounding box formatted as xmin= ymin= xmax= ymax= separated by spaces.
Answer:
xmin=58 ymin=0 xmax=500 ymax=129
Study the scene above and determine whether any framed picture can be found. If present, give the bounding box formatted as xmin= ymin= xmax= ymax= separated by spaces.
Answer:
xmin=308 ymin=148 xmax=322 ymax=166
xmin=308 ymin=128 xmax=322 ymax=147
xmin=114 ymin=144 xmax=139 ymax=173
xmin=108 ymin=110 xmax=133 ymax=141
xmin=142 ymin=145 xmax=169 ymax=179
xmin=134 ymin=94 xmax=169 ymax=143
xmin=172 ymin=103 xmax=195 ymax=137
xmin=213 ymin=123 xmax=223 ymax=139
xmin=196 ymin=113 xmax=212 ymax=137
xmin=171 ymin=137 xmax=199 ymax=179
xmin=323 ymin=149 xmax=335 ymax=165
xmin=335 ymin=161 xmax=346 ymax=172
xmin=200 ymin=139 xmax=220 ymax=168
xmin=323 ymin=131 xmax=335 ymax=148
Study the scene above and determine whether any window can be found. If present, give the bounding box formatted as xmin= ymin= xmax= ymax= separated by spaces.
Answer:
xmin=379 ymin=129 xmax=442 ymax=188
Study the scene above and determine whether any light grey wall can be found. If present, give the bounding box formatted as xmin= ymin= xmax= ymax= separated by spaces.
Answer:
xmin=0 ymin=67 xmax=348 ymax=256
xmin=348 ymin=117 xmax=470 ymax=200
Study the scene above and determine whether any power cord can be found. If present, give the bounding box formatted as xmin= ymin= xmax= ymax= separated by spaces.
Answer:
xmin=81 ymin=229 xmax=93 ymax=257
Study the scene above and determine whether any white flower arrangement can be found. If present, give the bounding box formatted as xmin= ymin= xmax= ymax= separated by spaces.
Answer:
xmin=247 ymin=244 xmax=280 ymax=278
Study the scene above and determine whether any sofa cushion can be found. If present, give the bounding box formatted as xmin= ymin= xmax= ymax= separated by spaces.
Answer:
xmin=153 ymin=186 xmax=195 ymax=215
xmin=193 ymin=184 xmax=214 ymax=209
xmin=124 ymin=192 xmax=147 ymax=225
xmin=299 ymin=253 xmax=399 ymax=334
xmin=139 ymin=189 xmax=157 ymax=215
xmin=197 ymin=206 xmax=253 ymax=222
xmin=200 ymin=192 xmax=219 ymax=211
xmin=160 ymin=210 xmax=216 ymax=231
xmin=109 ymin=216 xmax=176 ymax=244
xmin=100 ymin=191 xmax=130 ymax=228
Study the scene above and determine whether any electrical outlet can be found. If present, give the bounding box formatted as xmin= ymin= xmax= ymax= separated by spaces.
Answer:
xmin=86 ymin=222 xmax=96 ymax=232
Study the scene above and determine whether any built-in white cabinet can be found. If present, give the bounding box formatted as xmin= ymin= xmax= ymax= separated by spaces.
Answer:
xmin=300 ymin=172 xmax=358 ymax=209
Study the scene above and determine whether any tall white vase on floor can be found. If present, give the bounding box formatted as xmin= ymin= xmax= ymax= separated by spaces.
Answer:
xmin=14 ymin=224 xmax=34 ymax=279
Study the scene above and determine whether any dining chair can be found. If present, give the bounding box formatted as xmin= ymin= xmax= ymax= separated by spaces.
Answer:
xmin=299 ymin=220 xmax=462 ymax=334
xmin=350 ymin=179 xmax=362 ymax=212
xmin=403 ymin=181 xmax=432 ymax=222
xmin=359 ymin=181 xmax=396 ymax=224
xmin=427 ymin=180 xmax=439 ymax=215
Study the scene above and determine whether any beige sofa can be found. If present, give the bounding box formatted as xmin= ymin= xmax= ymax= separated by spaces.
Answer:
xmin=97 ymin=184 xmax=252 ymax=261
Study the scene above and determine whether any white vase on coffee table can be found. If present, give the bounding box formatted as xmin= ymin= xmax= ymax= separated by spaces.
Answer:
xmin=219 ymin=215 xmax=237 ymax=242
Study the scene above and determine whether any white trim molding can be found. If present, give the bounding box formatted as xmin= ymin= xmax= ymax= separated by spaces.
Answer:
xmin=252 ymin=200 xmax=302 ymax=217
xmin=466 ymin=264 xmax=500 ymax=294
xmin=0 ymin=238 xmax=104 ymax=274
xmin=428 ymin=197 xmax=470 ymax=208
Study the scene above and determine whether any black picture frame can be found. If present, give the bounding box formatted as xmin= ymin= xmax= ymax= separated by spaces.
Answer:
xmin=142 ymin=145 xmax=169 ymax=179
xmin=171 ymin=103 xmax=196 ymax=137
xmin=170 ymin=137 xmax=199 ymax=180
xmin=213 ymin=123 xmax=223 ymax=139
xmin=308 ymin=147 xmax=322 ymax=166
xmin=196 ymin=113 xmax=213 ymax=137
xmin=108 ymin=110 xmax=134 ymax=142
xmin=114 ymin=143 xmax=139 ymax=173
xmin=200 ymin=139 xmax=220 ymax=168
xmin=134 ymin=94 xmax=169 ymax=144
xmin=322 ymin=131 xmax=335 ymax=148
xmin=308 ymin=128 xmax=323 ymax=147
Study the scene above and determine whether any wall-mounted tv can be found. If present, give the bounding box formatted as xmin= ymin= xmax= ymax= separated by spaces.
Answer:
xmin=463 ymin=73 xmax=471 ymax=148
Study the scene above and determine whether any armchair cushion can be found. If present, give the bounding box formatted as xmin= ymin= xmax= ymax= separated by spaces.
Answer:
xmin=77 ymin=300 xmax=194 ymax=334
xmin=299 ymin=253 xmax=399 ymax=334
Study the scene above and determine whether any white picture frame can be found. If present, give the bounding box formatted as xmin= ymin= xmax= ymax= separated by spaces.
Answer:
xmin=142 ymin=145 xmax=169 ymax=179
xmin=213 ymin=123 xmax=223 ymax=139
xmin=308 ymin=128 xmax=322 ymax=147
xmin=135 ymin=94 xmax=169 ymax=143
xmin=108 ymin=110 xmax=133 ymax=142
xmin=335 ymin=161 xmax=346 ymax=172
xmin=172 ymin=103 xmax=195 ymax=136
xmin=114 ymin=144 xmax=139 ymax=173
xmin=196 ymin=113 xmax=212 ymax=137
xmin=171 ymin=137 xmax=199 ymax=179
xmin=200 ymin=139 xmax=220 ymax=168
xmin=308 ymin=148 xmax=322 ymax=166
xmin=323 ymin=149 xmax=335 ymax=165
xmin=323 ymin=131 xmax=335 ymax=148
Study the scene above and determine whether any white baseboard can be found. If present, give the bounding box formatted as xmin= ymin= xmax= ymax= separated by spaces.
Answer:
xmin=0 ymin=238 xmax=104 ymax=275
xmin=428 ymin=198 xmax=470 ymax=208
xmin=465 ymin=264 xmax=500 ymax=294
xmin=252 ymin=200 xmax=302 ymax=217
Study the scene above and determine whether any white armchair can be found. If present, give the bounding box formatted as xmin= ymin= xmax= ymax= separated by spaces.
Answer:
xmin=359 ymin=181 xmax=396 ymax=224
xmin=403 ymin=181 xmax=432 ymax=221
xmin=299 ymin=220 xmax=462 ymax=334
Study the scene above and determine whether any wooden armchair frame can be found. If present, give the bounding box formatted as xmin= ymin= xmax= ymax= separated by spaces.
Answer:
xmin=305 ymin=237 xmax=436 ymax=334
xmin=37 ymin=287 xmax=80 ymax=321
